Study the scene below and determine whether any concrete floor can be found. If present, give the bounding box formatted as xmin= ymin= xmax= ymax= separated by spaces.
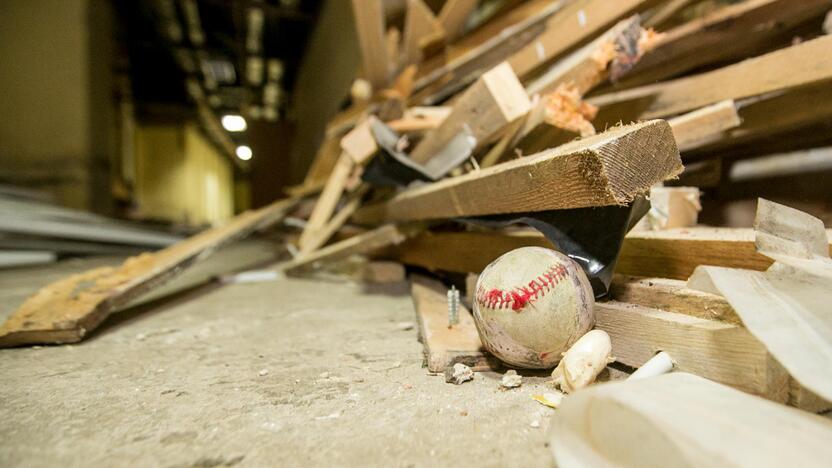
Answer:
xmin=0 ymin=257 xmax=556 ymax=467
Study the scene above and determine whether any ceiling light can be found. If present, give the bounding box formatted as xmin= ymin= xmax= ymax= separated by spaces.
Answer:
xmin=236 ymin=145 xmax=253 ymax=161
xmin=221 ymin=115 xmax=247 ymax=132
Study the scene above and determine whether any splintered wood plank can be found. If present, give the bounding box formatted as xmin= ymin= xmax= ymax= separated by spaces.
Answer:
xmin=668 ymin=100 xmax=741 ymax=151
xmin=284 ymin=224 xmax=410 ymax=275
xmin=355 ymin=120 xmax=682 ymax=224
xmin=350 ymin=0 xmax=389 ymax=89
xmin=507 ymin=0 xmax=654 ymax=80
xmin=0 ymin=198 xmax=298 ymax=347
xmin=410 ymin=274 xmax=494 ymax=372
xmin=590 ymin=35 xmax=832 ymax=121
xmin=621 ymin=0 xmax=832 ymax=89
xmin=409 ymin=62 xmax=531 ymax=164
xmin=596 ymin=301 xmax=790 ymax=401
xmin=299 ymin=185 xmax=369 ymax=255
xmin=297 ymin=152 xmax=353 ymax=251
xmin=437 ymin=0 xmax=477 ymax=41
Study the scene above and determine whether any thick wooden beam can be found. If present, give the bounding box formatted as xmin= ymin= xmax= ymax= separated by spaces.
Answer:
xmin=507 ymin=0 xmax=654 ymax=80
xmin=383 ymin=228 xmax=832 ymax=279
xmin=409 ymin=62 xmax=531 ymax=165
xmin=350 ymin=0 xmax=389 ymax=89
xmin=356 ymin=120 xmax=682 ymax=223
xmin=0 ymin=198 xmax=298 ymax=347
xmin=590 ymin=35 xmax=832 ymax=121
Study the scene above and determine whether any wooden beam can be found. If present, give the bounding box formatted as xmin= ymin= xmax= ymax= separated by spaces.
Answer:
xmin=402 ymin=0 xmax=444 ymax=66
xmin=383 ymin=227 xmax=832 ymax=279
xmin=350 ymin=0 xmax=389 ymax=89
xmin=437 ymin=0 xmax=477 ymax=41
xmin=410 ymin=274 xmax=495 ymax=372
xmin=643 ymin=0 xmax=697 ymax=27
xmin=619 ymin=0 xmax=832 ymax=89
xmin=355 ymin=120 xmax=682 ymax=223
xmin=409 ymin=62 xmax=531 ymax=165
xmin=596 ymin=301 xmax=789 ymax=401
xmin=590 ymin=35 xmax=832 ymax=121
xmin=298 ymin=185 xmax=369 ymax=255
xmin=0 ymin=198 xmax=298 ymax=347
xmin=507 ymin=0 xmax=655 ymax=80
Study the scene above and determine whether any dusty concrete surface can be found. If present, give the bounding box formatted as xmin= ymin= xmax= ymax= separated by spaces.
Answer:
xmin=0 ymin=258 xmax=556 ymax=467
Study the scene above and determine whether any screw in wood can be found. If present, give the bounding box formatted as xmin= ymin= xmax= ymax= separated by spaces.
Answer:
xmin=447 ymin=285 xmax=460 ymax=328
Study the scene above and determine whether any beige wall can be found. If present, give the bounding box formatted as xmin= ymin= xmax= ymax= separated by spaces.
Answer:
xmin=135 ymin=123 xmax=234 ymax=226
xmin=0 ymin=0 xmax=114 ymax=211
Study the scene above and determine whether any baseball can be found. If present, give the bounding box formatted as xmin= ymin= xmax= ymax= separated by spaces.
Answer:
xmin=472 ymin=246 xmax=595 ymax=369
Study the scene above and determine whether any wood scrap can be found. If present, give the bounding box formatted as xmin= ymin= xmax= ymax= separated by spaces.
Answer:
xmin=437 ymin=0 xmax=477 ymax=42
xmin=297 ymin=152 xmax=353 ymax=251
xmin=668 ymin=99 xmax=741 ymax=151
xmin=633 ymin=186 xmax=701 ymax=231
xmin=402 ymin=0 xmax=444 ymax=66
xmin=0 ymin=198 xmax=298 ymax=347
xmin=550 ymin=373 xmax=832 ymax=468
xmin=688 ymin=199 xmax=832 ymax=402
xmin=410 ymin=274 xmax=495 ymax=372
xmin=408 ymin=62 xmax=531 ymax=165
xmin=355 ymin=120 xmax=682 ymax=224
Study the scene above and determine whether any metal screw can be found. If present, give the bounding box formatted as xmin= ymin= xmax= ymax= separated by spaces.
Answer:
xmin=447 ymin=285 xmax=460 ymax=328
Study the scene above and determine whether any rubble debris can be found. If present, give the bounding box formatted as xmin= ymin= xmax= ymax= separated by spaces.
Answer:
xmin=500 ymin=370 xmax=522 ymax=389
xmin=445 ymin=362 xmax=474 ymax=385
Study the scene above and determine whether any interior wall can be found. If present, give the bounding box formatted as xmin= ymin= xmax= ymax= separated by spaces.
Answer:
xmin=135 ymin=122 xmax=233 ymax=226
xmin=0 ymin=0 xmax=115 ymax=212
xmin=288 ymin=0 xmax=361 ymax=184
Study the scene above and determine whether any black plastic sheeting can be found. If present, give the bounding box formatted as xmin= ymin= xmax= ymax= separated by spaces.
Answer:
xmin=361 ymin=121 xmax=649 ymax=298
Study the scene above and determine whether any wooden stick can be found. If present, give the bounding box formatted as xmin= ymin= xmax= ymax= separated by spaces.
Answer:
xmin=298 ymin=185 xmax=369 ymax=255
xmin=0 ymin=198 xmax=298 ymax=347
xmin=355 ymin=120 xmax=682 ymax=223
xmin=297 ymin=152 xmax=353 ymax=251
xmin=350 ymin=0 xmax=389 ymax=89
xmin=284 ymin=224 xmax=410 ymax=275
xmin=402 ymin=0 xmax=444 ymax=66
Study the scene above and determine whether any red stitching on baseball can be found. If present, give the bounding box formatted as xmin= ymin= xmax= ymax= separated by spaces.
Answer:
xmin=476 ymin=264 xmax=569 ymax=312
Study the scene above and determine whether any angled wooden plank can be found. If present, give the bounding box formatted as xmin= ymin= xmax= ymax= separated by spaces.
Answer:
xmin=402 ymin=0 xmax=443 ymax=66
xmin=437 ymin=0 xmax=477 ymax=41
xmin=411 ymin=274 xmax=495 ymax=373
xmin=643 ymin=0 xmax=697 ymax=27
xmin=350 ymin=0 xmax=389 ymax=89
xmin=298 ymin=185 xmax=369 ymax=255
xmin=356 ymin=120 xmax=682 ymax=223
xmin=507 ymin=0 xmax=655 ymax=80
xmin=409 ymin=62 xmax=531 ymax=164
xmin=297 ymin=152 xmax=353 ymax=250
xmin=0 ymin=198 xmax=298 ymax=347
xmin=596 ymin=301 xmax=789 ymax=401
xmin=590 ymin=35 xmax=832 ymax=121
xmin=620 ymin=0 xmax=832 ymax=89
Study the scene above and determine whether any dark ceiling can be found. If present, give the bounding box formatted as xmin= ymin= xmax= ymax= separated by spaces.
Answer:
xmin=114 ymin=0 xmax=323 ymax=122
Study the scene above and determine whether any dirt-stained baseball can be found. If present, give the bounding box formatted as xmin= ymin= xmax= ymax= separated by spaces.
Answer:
xmin=472 ymin=246 xmax=595 ymax=369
